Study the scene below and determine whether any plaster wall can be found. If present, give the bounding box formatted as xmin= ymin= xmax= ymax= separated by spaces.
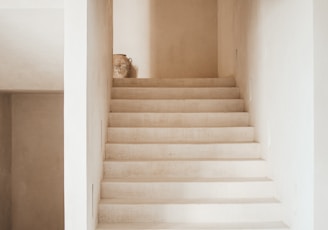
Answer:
xmin=0 ymin=0 xmax=63 ymax=9
xmin=87 ymin=0 xmax=113 ymax=229
xmin=64 ymin=0 xmax=112 ymax=229
xmin=232 ymin=0 xmax=314 ymax=229
xmin=0 ymin=94 xmax=12 ymax=230
xmin=11 ymin=94 xmax=64 ymax=230
xmin=0 ymin=9 xmax=64 ymax=91
xmin=314 ymin=0 xmax=328 ymax=229
xmin=217 ymin=0 xmax=237 ymax=77
xmin=114 ymin=0 xmax=218 ymax=78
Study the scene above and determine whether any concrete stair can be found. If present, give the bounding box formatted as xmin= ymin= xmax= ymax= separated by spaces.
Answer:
xmin=98 ymin=198 xmax=283 ymax=223
xmin=101 ymin=178 xmax=276 ymax=199
xmin=107 ymin=127 xmax=254 ymax=143
xmin=97 ymin=77 xmax=288 ymax=230
xmin=103 ymin=159 xmax=269 ymax=179
xmin=108 ymin=113 xmax=249 ymax=127
xmin=105 ymin=143 xmax=261 ymax=160
xmin=112 ymin=87 xmax=240 ymax=99
xmin=111 ymin=99 xmax=244 ymax=113
xmin=112 ymin=77 xmax=236 ymax=87
xmin=97 ymin=222 xmax=288 ymax=230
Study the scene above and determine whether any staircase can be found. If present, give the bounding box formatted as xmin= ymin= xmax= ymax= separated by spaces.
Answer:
xmin=97 ymin=77 xmax=288 ymax=230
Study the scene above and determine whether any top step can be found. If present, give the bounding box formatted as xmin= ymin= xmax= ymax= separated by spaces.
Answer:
xmin=113 ymin=78 xmax=236 ymax=88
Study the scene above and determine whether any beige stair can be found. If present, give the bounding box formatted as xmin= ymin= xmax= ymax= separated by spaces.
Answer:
xmin=105 ymin=143 xmax=261 ymax=160
xmin=107 ymin=127 xmax=254 ymax=143
xmin=103 ymin=159 xmax=269 ymax=179
xmin=112 ymin=87 xmax=240 ymax=99
xmin=101 ymin=178 xmax=276 ymax=199
xmin=111 ymin=99 xmax=244 ymax=113
xmin=97 ymin=77 xmax=288 ymax=230
xmin=112 ymin=77 xmax=236 ymax=87
xmin=108 ymin=112 xmax=249 ymax=127
xmin=97 ymin=222 xmax=288 ymax=230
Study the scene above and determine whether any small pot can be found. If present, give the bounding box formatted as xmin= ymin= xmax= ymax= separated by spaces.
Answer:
xmin=113 ymin=54 xmax=132 ymax=78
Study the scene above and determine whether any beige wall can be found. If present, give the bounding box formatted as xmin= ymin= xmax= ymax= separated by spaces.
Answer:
xmin=114 ymin=0 xmax=218 ymax=78
xmin=217 ymin=0 xmax=237 ymax=77
xmin=314 ymin=0 xmax=328 ymax=229
xmin=233 ymin=0 xmax=313 ymax=229
xmin=11 ymin=94 xmax=64 ymax=230
xmin=0 ymin=94 xmax=12 ymax=230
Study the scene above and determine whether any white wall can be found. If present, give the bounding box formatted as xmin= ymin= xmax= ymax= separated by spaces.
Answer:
xmin=314 ymin=0 xmax=328 ymax=229
xmin=64 ymin=0 xmax=88 ymax=228
xmin=0 ymin=0 xmax=63 ymax=9
xmin=0 ymin=94 xmax=12 ymax=230
xmin=0 ymin=9 xmax=64 ymax=91
xmin=64 ymin=0 xmax=112 ymax=229
xmin=87 ymin=0 xmax=113 ymax=229
xmin=232 ymin=0 xmax=314 ymax=229
xmin=11 ymin=94 xmax=64 ymax=230
xmin=113 ymin=0 xmax=150 ymax=78
xmin=0 ymin=3 xmax=64 ymax=91
xmin=114 ymin=0 xmax=218 ymax=78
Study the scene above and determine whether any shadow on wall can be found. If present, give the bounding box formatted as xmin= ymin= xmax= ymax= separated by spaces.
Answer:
xmin=113 ymin=0 xmax=218 ymax=78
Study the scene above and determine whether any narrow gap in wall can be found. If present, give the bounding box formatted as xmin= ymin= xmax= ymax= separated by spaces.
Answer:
xmin=101 ymin=120 xmax=103 ymax=155
xmin=92 ymin=184 xmax=94 ymax=218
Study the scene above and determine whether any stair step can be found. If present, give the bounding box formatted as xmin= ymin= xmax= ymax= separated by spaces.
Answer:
xmin=103 ymin=160 xmax=268 ymax=179
xmin=107 ymin=127 xmax=254 ymax=143
xmin=108 ymin=113 xmax=249 ymax=127
xmin=112 ymin=87 xmax=240 ymax=99
xmin=101 ymin=178 xmax=276 ymax=199
xmin=98 ymin=198 xmax=283 ymax=223
xmin=113 ymin=77 xmax=236 ymax=88
xmin=110 ymin=99 xmax=244 ymax=113
xmin=105 ymin=143 xmax=261 ymax=160
xmin=97 ymin=222 xmax=288 ymax=229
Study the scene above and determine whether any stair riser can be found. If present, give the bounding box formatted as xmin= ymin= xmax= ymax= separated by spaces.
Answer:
xmin=112 ymin=88 xmax=240 ymax=99
xmin=98 ymin=203 xmax=283 ymax=223
xmin=106 ymin=143 xmax=261 ymax=160
xmin=107 ymin=127 xmax=254 ymax=143
xmin=108 ymin=113 xmax=249 ymax=127
xmin=110 ymin=100 xmax=244 ymax=113
xmin=97 ymin=227 xmax=288 ymax=230
xmin=113 ymin=78 xmax=236 ymax=87
xmin=103 ymin=161 xmax=268 ymax=178
xmin=101 ymin=181 xmax=276 ymax=199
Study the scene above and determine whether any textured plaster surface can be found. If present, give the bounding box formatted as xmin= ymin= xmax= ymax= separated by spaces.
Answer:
xmin=0 ymin=94 xmax=12 ymax=230
xmin=11 ymin=94 xmax=64 ymax=230
xmin=114 ymin=0 xmax=218 ymax=78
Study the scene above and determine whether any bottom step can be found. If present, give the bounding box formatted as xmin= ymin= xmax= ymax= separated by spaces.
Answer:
xmin=97 ymin=222 xmax=288 ymax=229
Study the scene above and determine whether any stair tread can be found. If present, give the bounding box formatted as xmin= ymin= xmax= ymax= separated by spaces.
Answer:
xmin=104 ymin=158 xmax=264 ymax=162
xmin=112 ymin=99 xmax=243 ymax=101
xmin=107 ymin=142 xmax=260 ymax=145
xmin=100 ymin=198 xmax=279 ymax=205
xmin=102 ymin=177 xmax=272 ymax=183
xmin=108 ymin=127 xmax=252 ymax=129
xmin=112 ymin=87 xmax=240 ymax=99
xmin=113 ymin=87 xmax=238 ymax=89
xmin=111 ymin=99 xmax=244 ymax=113
xmin=97 ymin=222 xmax=288 ymax=229
xmin=112 ymin=78 xmax=236 ymax=88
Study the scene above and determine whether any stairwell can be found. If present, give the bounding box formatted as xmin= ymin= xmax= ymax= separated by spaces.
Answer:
xmin=97 ymin=77 xmax=289 ymax=230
